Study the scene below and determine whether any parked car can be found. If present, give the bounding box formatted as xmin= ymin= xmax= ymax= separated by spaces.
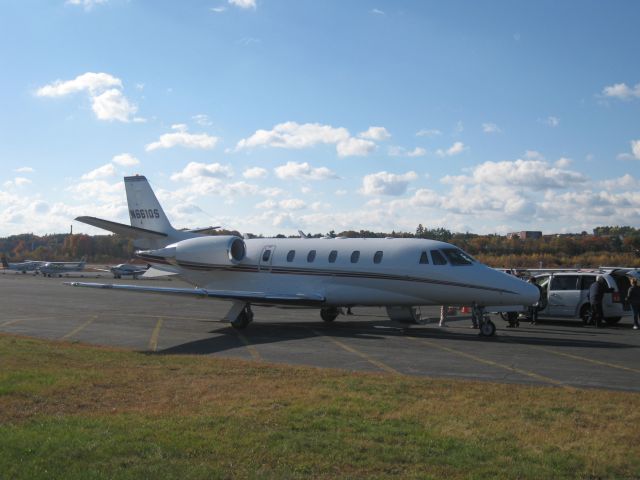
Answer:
xmin=534 ymin=270 xmax=632 ymax=324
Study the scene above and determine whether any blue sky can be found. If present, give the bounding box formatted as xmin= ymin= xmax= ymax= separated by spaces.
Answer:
xmin=1 ymin=0 xmax=639 ymax=237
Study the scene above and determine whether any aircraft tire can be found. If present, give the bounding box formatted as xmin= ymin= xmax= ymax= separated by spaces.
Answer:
xmin=320 ymin=307 xmax=339 ymax=322
xmin=231 ymin=311 xmax=250 ymax=329
xmin=479 ymin=319 xmax=496 ymax=337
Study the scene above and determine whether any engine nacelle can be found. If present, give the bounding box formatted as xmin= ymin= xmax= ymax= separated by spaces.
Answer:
xmin=171 ymin=235 xmax=246 ymax=266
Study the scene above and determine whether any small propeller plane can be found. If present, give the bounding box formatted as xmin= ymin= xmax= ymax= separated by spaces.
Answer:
xmin=69 ymin=175 xmax=538 ymax=336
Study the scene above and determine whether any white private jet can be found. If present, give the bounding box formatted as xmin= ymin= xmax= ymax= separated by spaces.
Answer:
xmin=69 ymin=175 xmax=538 ymax=336
xmin=1 ymin=256 xmax=42 ymax=273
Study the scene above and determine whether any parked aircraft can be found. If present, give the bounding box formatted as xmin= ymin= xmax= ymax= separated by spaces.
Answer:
xmin=1 ymin=256 xmax=42 ymax=273
xmin=40 ymin=257 xmax=87 ymax=277
xmin=69 ymin=175 xmax=539 ymax=336
xmin=95 ymin=263 xmax=149 ymax=279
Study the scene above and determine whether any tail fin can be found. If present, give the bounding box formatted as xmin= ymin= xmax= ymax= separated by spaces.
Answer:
xmin=125 ymin=175 xmax=175 ymax=233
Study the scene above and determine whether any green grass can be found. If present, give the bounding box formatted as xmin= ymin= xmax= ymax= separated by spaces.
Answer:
xmin=1 ymin=334 xmax=639 ymax=479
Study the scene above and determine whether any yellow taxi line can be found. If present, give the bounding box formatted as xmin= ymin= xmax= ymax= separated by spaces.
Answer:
xmin=311 ymin=329 xmax=400 ymax=375
xmin=60 ymin=315 xmax=97 ymax=340
xmin=235 ymin=331 xmax=262 ymax=361
xmin=406 ymin=335 xmax=572 ymax=389
xmin=528 ymin=344 xmax=640 ymax=375
xmin=148 ymin=318 xmax=164 ymax=352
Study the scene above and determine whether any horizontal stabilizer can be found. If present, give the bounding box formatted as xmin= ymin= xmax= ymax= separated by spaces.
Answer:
xmin=75 ymin=216 xmax=168 ymax=239
xmin=65 ymin=281 xmax=325 ymax=305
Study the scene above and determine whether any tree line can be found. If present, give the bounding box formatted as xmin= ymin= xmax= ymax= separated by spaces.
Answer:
xmin=1 ymin=225 xmax=639 ymax=268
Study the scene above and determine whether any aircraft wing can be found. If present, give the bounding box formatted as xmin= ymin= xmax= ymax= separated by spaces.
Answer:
xmin=75 ymin=216 xmax=168 ymax=239
xmin=64 ymin=282 xmax=325 ymax=305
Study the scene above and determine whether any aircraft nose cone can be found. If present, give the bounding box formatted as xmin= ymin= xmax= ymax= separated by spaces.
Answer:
xmin=516 ymin=279 xmax=540 ymax=305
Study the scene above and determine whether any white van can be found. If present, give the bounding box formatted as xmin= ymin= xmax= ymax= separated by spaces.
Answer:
xmin=534 ymin=270 xmax=632 ymax=324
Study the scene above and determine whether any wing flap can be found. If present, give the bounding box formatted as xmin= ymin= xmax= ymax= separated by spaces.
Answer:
xmin=64 ymin=282 xmax=325 ymax=305
xmin=75 ymin=216 xmax=168 ymax=239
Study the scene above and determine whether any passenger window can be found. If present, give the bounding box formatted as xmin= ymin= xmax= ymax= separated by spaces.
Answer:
xmin=307 ymin=250 xmax=316 ymax=262
xmin=262 ymin=249 xmax=271 ymax=262
xmin=328 ymin=250 xmax=338 ymax=263
xmin=351 ymin=251 xmax=360 ymax=263
xmin=286 ymin=250 xmax=295 ymax=262
xmin=442 ymin=248 xmax=474 ymax=265
xmin=431 ymin=250 xmax=447 ymax=265
xmin=419 ymin=251 xmax=429 ymax=264
xmin=373 ymin=251 xmax=383 ymax=264
xmin=550 ymin=275 xmax=579 ymax=291
xmin=580 ymin=275 xmax=596 ymax=291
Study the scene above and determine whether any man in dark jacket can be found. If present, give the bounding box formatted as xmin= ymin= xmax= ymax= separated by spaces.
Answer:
xmin=588 ymin=276 xmax=610 ymax=328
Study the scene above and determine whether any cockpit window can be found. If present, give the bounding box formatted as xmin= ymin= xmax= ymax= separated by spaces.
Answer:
xmin=431 ymin=250 xmax=448 ymax=265
xmin=419 ymin=251 xmax=429 ymax=264
xmin=441 ymin=248 xmax=474 ymax=266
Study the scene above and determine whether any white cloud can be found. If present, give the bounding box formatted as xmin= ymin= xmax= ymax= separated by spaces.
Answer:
xmin=602 ymin=82 xmax=640 ymax=100
xmin=361 ymin=171 xmax=418 ymax=196
xmin=336 ymin=137 xmax=376 ymax=157
xmin=416 ymin=129 xmax=442 ymax=137
xmin=65 ymin=0 xmax=108 ymax=9
xmin=3 ymin=177 xmax=32 ymax=188
xmin=14 ymin=167 xmax=34 ymax=173
xmin=436 ymin=141 xmax=466 ymax=157
xmin=255 ymin=199 xmax=277 ymax=209
xmin=482 ymin=123 xmax=502 ymax=134
xmin=555 ymin=157 xmax=572 ymax=168
xmin=465 ymin=158 xmax=586 ymax=190
xmin=112 ymin=153 xmax=140 ymax=167
xmin=211 ymin=6 xmax=227 ymax=13
xmin=279 ymin=199 xmax=306 ymax=210
xmin=235 ymin=121 xmax=376 ymax=157
xmin=600 ymin=174 xmax=639 ymax=190
xmin=358 ymin=126 xmax=391 ymax=141
xmin=229 ymin=0 xmax=256 ymax=9
xmin=371 ymin=8 xmax=385 ymax=15
xmin=36 ymin=72 xmax=139 ymax=122
xmin=91 ymin=89 xmax=138 ymax=122
xmin=243 ymin=167 xmax=268 ymax=179
xmin=388 ymin=146 xmax=427 ymax=157
xmin=544 ymin=116 xmax=560 ymax=127
xmin=192 ymin=114 xmax=213 ymax=126
xmin=274 ymin=161 xmax=338 ymax=180
xmin=81 ymin=163 xmax=116 ymax=180
xmin=146 ymin=125 xmax=219 ymax=151
xmin=171 ymin=162 xmax=233 ymax=182
xmin=632 ymin=140 xmax=640 ymax=160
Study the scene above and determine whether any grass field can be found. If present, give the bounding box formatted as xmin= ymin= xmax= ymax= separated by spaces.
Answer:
xmin=1 ymin=334 xmax=639 ymax=479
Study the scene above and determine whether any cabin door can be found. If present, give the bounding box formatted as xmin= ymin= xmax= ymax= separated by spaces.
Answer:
xmin=259 ymin=245 xmax=276 ymax=272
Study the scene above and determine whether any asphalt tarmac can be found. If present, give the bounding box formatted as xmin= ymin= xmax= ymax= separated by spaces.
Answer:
xmin=2 ymin=270 xmax=639 ymax=391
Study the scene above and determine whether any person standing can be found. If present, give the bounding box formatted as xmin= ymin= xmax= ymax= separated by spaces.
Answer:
xmin=588 ymin=276 xmax=609 ymax=328
xmin=528 ymin=277 xmax=543 ymax=324
xmin=626 ymin=278 xmax=640 ymax=330
xmin=439 ymin=305 xmax=448 ymax=327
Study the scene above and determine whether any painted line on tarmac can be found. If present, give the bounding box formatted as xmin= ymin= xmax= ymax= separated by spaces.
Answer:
xmin=235 ymin=331 xmax=262 ymax=361
xmin=311 ymin=329 xmax=400 ymax=375
xmin=60 ymin=315 xmax=97 ymax=340
xmin=406 ymin=335 xmax=571 ymax=389
xmin=527 ymin=344 xmax=640 ymax=375
xmin=148 ymin=318 xmax=164 ymax=352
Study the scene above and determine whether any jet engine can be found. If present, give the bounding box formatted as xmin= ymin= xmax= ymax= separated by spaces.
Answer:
xmin=142 ymin=235 xmax=246 ymax=266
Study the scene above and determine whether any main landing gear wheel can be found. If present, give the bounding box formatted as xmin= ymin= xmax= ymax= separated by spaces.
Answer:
xmin=479 ymin=319 xmax=496 ymax=337
xmin=231 ymin=306 xmax=253 ymax=329
xmin=320 ymin=307 xmax=340 ymax=322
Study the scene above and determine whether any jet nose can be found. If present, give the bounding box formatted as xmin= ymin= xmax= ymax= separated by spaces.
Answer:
xmin=513 ymin=278 xmax=540 ymax=306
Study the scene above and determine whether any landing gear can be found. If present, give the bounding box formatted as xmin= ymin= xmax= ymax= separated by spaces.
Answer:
xmin=320 ymin=307 xmax=340 ymax=322
xmin=231 ymin=305 xmax=253 ymax=329
xmin=473 ymin=305 xmax=496 ymax=337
